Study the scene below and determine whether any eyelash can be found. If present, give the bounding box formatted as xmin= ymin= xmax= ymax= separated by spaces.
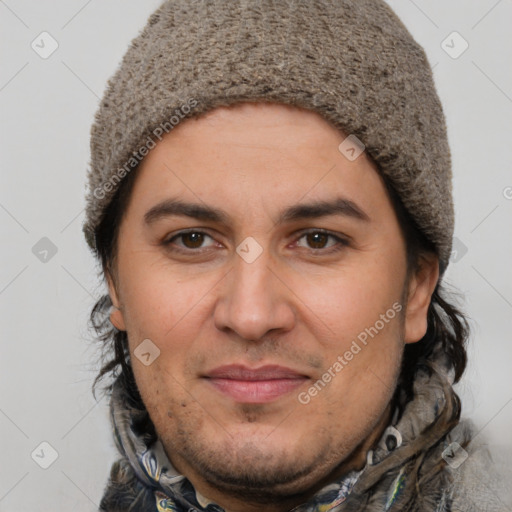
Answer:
xmin=162 ymin=228 xmax=350 ymax=255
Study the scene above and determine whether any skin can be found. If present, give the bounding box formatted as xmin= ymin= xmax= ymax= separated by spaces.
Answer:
xmin=107 ymin=102 xmax=439 ymax=512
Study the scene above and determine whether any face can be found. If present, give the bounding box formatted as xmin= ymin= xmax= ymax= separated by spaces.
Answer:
xmin=108 ymin=102 xmax=438 ymax=511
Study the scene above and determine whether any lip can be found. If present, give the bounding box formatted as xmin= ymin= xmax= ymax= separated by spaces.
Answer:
xmin=204 ymin=365 xmax=309 ymax=404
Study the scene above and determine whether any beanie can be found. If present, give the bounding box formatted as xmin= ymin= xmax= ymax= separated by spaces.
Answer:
xmin=82 ymin=0 xmax=454 ymax=275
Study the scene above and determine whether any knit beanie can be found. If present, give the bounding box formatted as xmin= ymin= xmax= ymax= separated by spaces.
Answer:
xmin=82 ymin=0 xmax=454 ymax=274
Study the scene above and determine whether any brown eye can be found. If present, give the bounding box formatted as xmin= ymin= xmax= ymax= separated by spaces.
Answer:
xmin=180 ymin=232 xmax=205 ymax=249
xmin=295 ymin=230 xmax=349 ymax=253
xmin=164 ymin=230 xmax=216 ymax=251
xmin=305 ymin=232 xmax=329 ymax=249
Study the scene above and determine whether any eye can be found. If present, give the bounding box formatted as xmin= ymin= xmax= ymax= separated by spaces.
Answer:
xmin=164 ymin=230 xmax=217 ymax=251
xmin=295 ymin=229 xmax=349 ymax=253
xmin=162 ymin=228 xmax=349 ymax=255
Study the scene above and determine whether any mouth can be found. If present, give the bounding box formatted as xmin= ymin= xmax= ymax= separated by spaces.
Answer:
xmin=203 ymin=364 xmax=309 ymax=404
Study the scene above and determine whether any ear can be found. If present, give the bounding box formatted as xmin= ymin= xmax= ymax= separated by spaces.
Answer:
xmin=404 ymin=253 xmax=439 ymax=344
xmin=106 ymin=273 xmax=126 ymax=331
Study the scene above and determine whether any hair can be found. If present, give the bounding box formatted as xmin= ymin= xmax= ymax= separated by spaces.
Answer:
xmin=88 ymin=139 xmax=470 ymax=415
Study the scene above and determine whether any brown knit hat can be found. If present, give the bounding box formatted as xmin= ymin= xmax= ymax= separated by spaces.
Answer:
xmin=83 ymin=0 xmax=454 ymax=274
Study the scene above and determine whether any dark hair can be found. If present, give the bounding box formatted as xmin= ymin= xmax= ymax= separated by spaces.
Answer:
xmin=380 ymin=179 xmax=469 ymax=405
xmin=88 ymin=157 xmax=469 ymax=407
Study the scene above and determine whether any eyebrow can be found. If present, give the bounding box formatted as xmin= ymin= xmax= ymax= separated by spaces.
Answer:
xmin=143 ymin=196 xmax=370 ymax=227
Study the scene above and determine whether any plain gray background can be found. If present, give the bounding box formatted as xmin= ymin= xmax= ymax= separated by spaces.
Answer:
xmin=1 ymin=1 xmax=511 ymax=510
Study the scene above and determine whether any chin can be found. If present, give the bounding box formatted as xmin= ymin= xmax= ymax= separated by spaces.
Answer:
xmin=180 ymin=440 xmax=336 ymax=504
xmin=162 ymin=415 xmax=358 ymax=503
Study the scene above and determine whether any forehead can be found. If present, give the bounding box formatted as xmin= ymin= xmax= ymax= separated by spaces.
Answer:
xmin=123 ymin=101 xmax=392 ymax=226
xmin=168 ymin=102 xmax=352 ymax=154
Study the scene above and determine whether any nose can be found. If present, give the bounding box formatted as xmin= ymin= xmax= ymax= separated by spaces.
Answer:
xmin=213 ymin=248 xmax=296 ymax=342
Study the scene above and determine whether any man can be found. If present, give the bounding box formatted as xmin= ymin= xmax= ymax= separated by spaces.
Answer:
xmin=83 ymin=1 xmax=511 ymax=511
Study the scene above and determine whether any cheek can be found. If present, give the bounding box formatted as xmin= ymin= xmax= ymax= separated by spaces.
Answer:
xmin=300 ymin=324 xmax=403 ymax=440
xmin=119 ymin=255 xmax=226 ymax=404
xmin=293 ymin=260 xmax=405 ymax=407
xmin=297 ymin=258 xmax=404 ymax=347
xmin=118 ymin=251 xmax=214 ymax=341
xmin=132 ymin=360 xmax=204 ymax=436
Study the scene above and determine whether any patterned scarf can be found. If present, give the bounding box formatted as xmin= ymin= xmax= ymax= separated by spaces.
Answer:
xmin=99 ymin=347 xmax=474 ymax=512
